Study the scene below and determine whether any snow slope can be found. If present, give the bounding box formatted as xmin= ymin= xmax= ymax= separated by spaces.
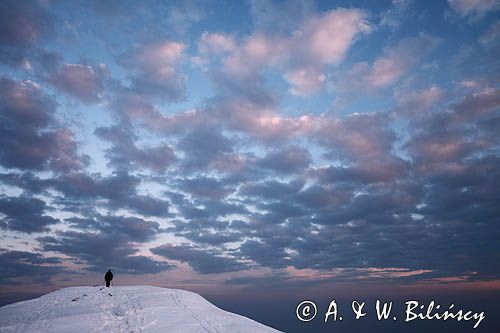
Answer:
xmin=0 ymin=286 xmax=282 ymax=333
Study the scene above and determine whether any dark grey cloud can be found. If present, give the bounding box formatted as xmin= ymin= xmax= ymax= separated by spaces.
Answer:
xmin=167 ymin=187 xmax=246 ymax=220
xmin=0 ymin=0 xmax=53 ymax=66
xmin=178 ymin=126 xmax=235 ymax=171
xmin=0 ymin=196 xmax=58 ymax=233
xmin=51 ymin=171 xmax=170 ymax=217
xmin=0 ymin=171 xmax=170 ymax=218
xmin=39 ymin=231 xmax=172 ymax=274
xmin=0 ymin=77 xmax=84 ymax=172
xmin=239 ymin=240 xmax=291 ymax=269
xmin=151 ymin=243 xmax=249 ymax=274
xmin=177 ymin=176 xmax=234 ymax=200
xmin=258 ymin=145 xmax=312 ymax=173
xmin=0 ymin=250 xmax=65 ymax=285
xmin=95 ymin=124 xmax=177 ymax=172
xmin=239 ymin=179 xmax=305 ymax=200
xmin=314 ymin=158 xmax=409 ymax=184
xmin=66 ymin=215 xmax=160 ymax=243
xmin=0 ymin=172 xmax=51 ymax=194
xmin=0 ymin=0 xmax=52 ymax=47
xmin=178 ymin=230 xmax=243 ymax=246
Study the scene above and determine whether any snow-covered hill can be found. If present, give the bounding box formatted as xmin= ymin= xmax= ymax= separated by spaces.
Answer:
xmin=0 ymin=286 xmax=281 ymax=333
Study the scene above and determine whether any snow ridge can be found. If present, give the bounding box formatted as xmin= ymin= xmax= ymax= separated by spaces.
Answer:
xmin=0 ymin=286 xmax=281 ymax=333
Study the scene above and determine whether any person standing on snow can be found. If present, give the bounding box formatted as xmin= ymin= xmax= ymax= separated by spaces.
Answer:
xmin=104 ymin=269 xmax=113 ymax=287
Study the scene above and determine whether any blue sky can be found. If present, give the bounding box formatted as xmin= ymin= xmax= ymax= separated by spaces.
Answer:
xmin=1 ymin=0 xmax=500 ymax=322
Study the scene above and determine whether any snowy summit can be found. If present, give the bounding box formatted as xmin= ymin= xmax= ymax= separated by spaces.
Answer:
xmin=0 ymin=286 xmax=281 ymax=333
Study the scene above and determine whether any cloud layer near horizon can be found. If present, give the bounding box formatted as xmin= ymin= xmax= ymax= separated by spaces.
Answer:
xmin=0 ymin=0 xmax=499 ymax=290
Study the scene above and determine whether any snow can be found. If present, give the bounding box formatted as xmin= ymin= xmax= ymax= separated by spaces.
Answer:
xmin=0 ymin=286 xmax=282 ymax=333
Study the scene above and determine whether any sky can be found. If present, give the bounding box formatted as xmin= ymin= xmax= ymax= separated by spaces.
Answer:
xmin=0 ymin=0 xmax=499 ymax=331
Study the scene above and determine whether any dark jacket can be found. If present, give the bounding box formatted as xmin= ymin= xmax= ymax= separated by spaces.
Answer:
xmin=105 ymin=270 xmax=113 ymax=281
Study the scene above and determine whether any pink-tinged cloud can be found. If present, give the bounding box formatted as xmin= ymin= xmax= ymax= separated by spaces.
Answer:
xmin=284 ymin=67 xmax=326 ymax=96
xmin=213 ymin=99 xmax=316 ymax=141
xmin=300 ymin=8 xmax=372 ymax=65
xmin=122 ymin=41 xmax=187 ymax=101
xmin=316 ymin=113 xmax=396 ymax=159
xmin=112 ymin=87 xmax=318 ymax=142
xmin=50 ymin=63 xmax=107 ymax=103
xmin=394 ymin=85 xmax=444 ymax=115
xmin=367 ymin=34 xmax=439 ymax=87
xmin=408 ymin=137 xmax=480 ymax=163
xmin=332 ymin=33 xmax=439 ymax=97
xmin=448 ymin=0 xmax=499 ymax=17
xmin=452 ymin=87 xmax=500 ymax=121
xmin=135 ymin=41 xmax=185 ymax=70
xmin=198 ymin=32 xmax=236 ymax=55
xmin=223 ymin=34 xmax=287 ymax=77
xmin=202 ymin=8 xmax=371 ymax=95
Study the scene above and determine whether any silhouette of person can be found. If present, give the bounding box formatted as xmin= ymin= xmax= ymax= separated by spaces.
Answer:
xmin=104 ymin=269 xmax=113 ymax=287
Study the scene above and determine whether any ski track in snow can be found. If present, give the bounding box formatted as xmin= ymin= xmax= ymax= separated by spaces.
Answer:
xmin=171 ymin=290 xmax=220 ymax=333
xmin=0 ymin=286 xmax=281 ymax=333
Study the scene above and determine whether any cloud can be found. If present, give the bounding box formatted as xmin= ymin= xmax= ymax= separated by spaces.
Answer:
xmin=177 ymin=125 xmax=238 ymax=171
xmin=198 ymin=32 xmax=236 ymax=56
xmin=151 ymin=243 xmax=249 ymax=274
xmin=315 ymin=112 xmax=396 ymax=160
xmin=121 ymin=41 xmax=187 ymax=101
xmin=0 ymin=196 xmax=58 ymax=233
xmin=206 ymin=98 xmax=316 ymax=142
xmin=298 ymin=8 xmax=372 ymax=65
xmin=40 ymin=231 xmax=172 ymax=274
xmin=0 ymin=172 xmax=51 ymax=194
xmin=334 ymin=34 xmax=439 ymax=92
xmin=166 ymin=0 xmax=204 ymax=33
xmin=201 ymin=7 xmax=372 ymax=96
xmin=0 ymin=0 xmax=53 ymax=66
xmin=479 ymin=20 xmax=500 ymax=46
xmin=95 ymin=124 xmax=177 ymax=172
xmin=283 ymin=67 xmax=326 ymax=96
xmin=448 ymin=0 xmax=499 ymax=17
xmin=239 ymin=179 xmax=305 ymax=201
xmin=249 ymin=0 xmax=315 ymax=34
xmin=314 ymin=158 xmax=408 ymax=184
xmin=0 ymin=0 xmax=52 ymax=47
xmin=50 ymin=63 xmax=108 ymax=103
xmin=406 ymin=128 xmax=481 ymax=164
xmin=451 ymin=87 xmax=500 ymax=121
xmin=258 ymin=145 xmax=312 ymax=173
xmin=1 ymin=1 xmax=499 ymax=287
xmin=2 ymin=171 xmax=170 ymax=218
xmin=0 ymin=250 xmax=65 ymax=285
xmin=232 ymin=174 xmax=500 ymax=278
xmin=177 ymin=176 xmax=234 ymax=200
xmin=379 ymin=0 xmax=412 ymax=29
xmin=51 ymin=171 xmax=170 ymax=217
xmin=66 ymin=215 xmax=160 ymax=243
xmin=0 ymin=78 xmax=84 ymax=172
xmin=393 ymin=85 xmax=444 ymax=115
